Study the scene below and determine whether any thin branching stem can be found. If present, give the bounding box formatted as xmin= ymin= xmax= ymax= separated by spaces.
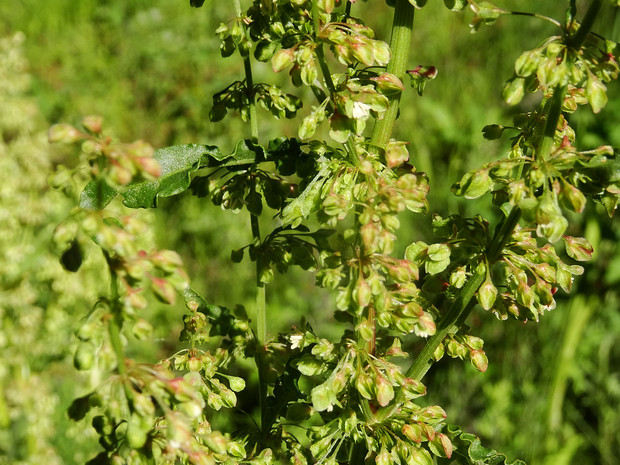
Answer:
xmin=312 ymin=1 xmax=337 ymax=95
xmin=510 ymin=11 xmax=562 ymax=28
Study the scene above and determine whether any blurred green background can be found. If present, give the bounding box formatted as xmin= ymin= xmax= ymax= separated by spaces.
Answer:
xmin=0 ymin=1 xmax=619 ymax=464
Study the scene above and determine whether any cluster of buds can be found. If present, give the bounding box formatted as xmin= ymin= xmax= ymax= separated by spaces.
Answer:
xmin=54 ymin=210 xmax=188 ymax=310
xmin=69 ymin=362 xmax=250 ymax=465
xmin=48 ymin=116 xmax=161 ymax=189
xmin=455 ymin=112 xmax=618 ymax=242
xmin=486 ymin=227 xmax=588 ymax=322
xmin=170 ymin=348 xmax=245 ymax=411
xmin=503 ymin=25 xmax=618 ymax=112
xmin=320 ymin=21 xmax=390 ymax=67
xmin=435 ymin=333 xmax=489 ymax=372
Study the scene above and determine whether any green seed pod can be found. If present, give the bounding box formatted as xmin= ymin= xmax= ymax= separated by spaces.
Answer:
xmin=82 ymin=115 xmax=103 ymax=134
xmin=477 ymin=278 xmax=498 ymax=311
xmin=376 ymin=375 xmax=394 ymax=407
xmin=150 ymin=277 xmax=176 ymax=305
xmin=402 ymin=423 xmax=423 ymax=443
xmin=74 ymin=341 xmax=96 ymax=371
xmin=470 ymin=349 xmax=488 ymax=372
xmin=48 ymin=123 xmax=84 ymax=144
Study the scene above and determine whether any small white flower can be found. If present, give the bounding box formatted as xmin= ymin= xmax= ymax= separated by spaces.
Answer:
xmin=290 ymin=333 xmax=303 ymax=349
xmin=351 ymin=101 xmax=371 ymax=120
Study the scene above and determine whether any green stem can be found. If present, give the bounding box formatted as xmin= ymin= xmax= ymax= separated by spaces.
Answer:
xmin=243 ymin=55 xmax=259 ymax=143
xmin=510 ymin=11 xmax=561 ymax=27
xmin=311 ymin=1 xmax=337 ymax=95
xmin=369 ymin=0 xmax=415 ymax=149
xmin=251 ymin=214 xmax=267 ymax=346
xmin=568 ymin=0 xmax=603 ymax=49
xmin=406 ymin=268 xmax=486 ymax=383
xmin=107 ymin=271 xmax=127 ymax=377
xmin=96 ymin=156 xmax=106 ymax=210
xmin=538 ymin=87 xmax=565 ymax=161
xmin=250 ymin=206 xmax=268 ymax=433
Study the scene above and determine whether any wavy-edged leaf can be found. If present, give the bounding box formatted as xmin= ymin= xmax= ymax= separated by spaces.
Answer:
xmin=445 ymin=424 xmax=526 ymax=464
xmin=81 ymin=141 xmax=265 ymax=209
xmin=121 ymin=144 xmax=218 ymax=208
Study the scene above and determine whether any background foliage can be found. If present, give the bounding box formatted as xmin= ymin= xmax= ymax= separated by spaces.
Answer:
xmin=0 ymin=1 xmax=619 ymax=464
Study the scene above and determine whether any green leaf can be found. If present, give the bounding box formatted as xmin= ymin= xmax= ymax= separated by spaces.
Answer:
xmin=427 ymin=243 xmax=450 ymax=262
xmin=452 ymin=169 xmax=493 ymax=199
xmin=502 ymin=77 xmax=525 ymax=105
xmin=231 ymin=248 xmax=244 ymax=263
xmin=254 ymin=39 xmax=278 ymax=62
xmin=79 ymin=179 xmax=118 ymax=209
xmin=119 ymin=144 xmax=210 ymax=208
xmin=405 ymin=241 xmax=428 ymax=262
xmin=281 ymin=165 xmax=330 ymax=228
xmin=311 ymin=382 xmax=337 ymax=412
xmin=295 ymin=355 xmax=326 ymax=376
xmin=443 ymin=0 xmax=467 ymax=10
xmin=67 ymin=394 xmax=93 ymax=421
xmin=482 ymin=124 xmax=505 ymax=140
xmin=445 ymin=424 xmax=526 ymax=464
xmin=117 ymin=142 xmax=261 ymax=208
xmin=245 ymin=191 xmax=263 ymax=216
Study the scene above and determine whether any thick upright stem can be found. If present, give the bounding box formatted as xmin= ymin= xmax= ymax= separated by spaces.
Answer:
xmin=568 ymin=0 xmax=602 ymax=49
xmin=251 ymin=214 xmax=267 ymax=346
xmin=250 ymin=207 xmax=268 ymax=433
xmin=369 ymin=0 xmax=415 ymax=148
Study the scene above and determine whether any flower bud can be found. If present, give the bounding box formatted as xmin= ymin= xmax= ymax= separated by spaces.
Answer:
xmin=82 ymin=115 xmax=103 ymax=134
xmin=402 ymin=423 xmax=423 ymax=443
xmin=371 ymin=72 xmax=404 ymax=95
xmin=385 ymin=140 xmax=409 ymax=168
xmin=470 ymin=349 xmax=489 ymax=372
xmin=376 ymin=449 xmax=392 ymax=465
xmin=132 ymin=319 xmax=153 ymax=341
xmin=376 ymin=376 xmax=394 ymax=407
xmin=353 ymin=279 xmax=372 ymax=307
xmin=477 ymin=278 xmax=498 ymax=311
xmin=563 ymin=236 xmax=593 ymax=262
xmin=151 ymin=250 xmax=184 ymax=272
xmin=48 ymin=123 xmax=85 ymax=144
xmin=272 ymin=48 xmax=295 ymax=73
xmin=151 ymin=277 xmax=177 ymax=304
xmin=136 ymin=156 xmax=162 ymax=179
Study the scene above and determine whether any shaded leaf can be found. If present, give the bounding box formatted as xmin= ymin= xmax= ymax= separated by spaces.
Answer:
xmin=60 ymin=239 xmax=83 ymax=272
xmin=79 ymin=179 xmax=119 ymax=210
